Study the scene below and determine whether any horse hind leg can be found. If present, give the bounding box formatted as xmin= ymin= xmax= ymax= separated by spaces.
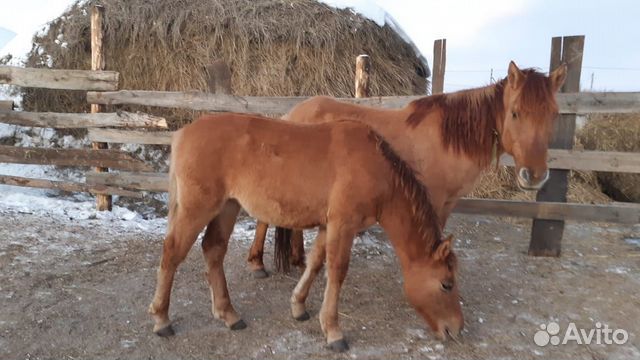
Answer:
xmin=291 ymin=228 xmax=326 ymax=321
xmin=201 ymin=200 xmax=246 ymax=330
xmin=148 ymin=196 xmax=220 ymax=336
xmin=247 ymin=220 xmax=269 ymax=278
xmin=290 ymin=229 xmax=306 ymax=268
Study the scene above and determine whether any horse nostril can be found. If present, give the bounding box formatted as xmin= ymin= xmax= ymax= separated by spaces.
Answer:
xmin=518 ymin=167 xmax=531 ymax=183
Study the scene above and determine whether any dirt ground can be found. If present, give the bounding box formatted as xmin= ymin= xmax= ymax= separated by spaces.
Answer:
xmin=0 ymin=207 xmax=638 ymax=360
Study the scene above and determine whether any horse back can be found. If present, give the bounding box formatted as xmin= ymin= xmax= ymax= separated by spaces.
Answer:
xmin=172 ymin=113 xmax=387 ymax=228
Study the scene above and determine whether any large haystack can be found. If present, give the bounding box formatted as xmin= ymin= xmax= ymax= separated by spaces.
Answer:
xmin=21 ymin=0 xmax=428 ymax=127
xmin=578 ymin=113 xmax=640 ymax=202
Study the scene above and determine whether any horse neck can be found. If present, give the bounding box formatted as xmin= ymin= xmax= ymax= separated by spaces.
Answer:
xmin=378 ymin=192 xmax=437 ymax=269
xmin=432 ymin=82 xmax=506 ymax=167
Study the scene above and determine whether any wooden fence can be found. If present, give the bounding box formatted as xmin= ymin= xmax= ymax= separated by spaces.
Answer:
xmin=0 ymin=29 xmax=639 ymax=256
xmin=0 ymin=66 xmax=167 ymax=199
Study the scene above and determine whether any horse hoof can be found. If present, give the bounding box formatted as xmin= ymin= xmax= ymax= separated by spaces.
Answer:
xmin=154 ymin=324 xmax=175 ymax=337
xmin=252 ymin=269 xmax=269 ymax=279
xmin=327 ymin=338 xmax=349 ymax=352
xmin=294 ymin=311 xmax=310 ymax=322
xmin=229 ymin=319 xmax=247 ymax=331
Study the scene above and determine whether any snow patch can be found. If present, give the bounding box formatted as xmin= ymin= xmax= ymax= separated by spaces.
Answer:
xmin=605 ymin=266 xmax=629 ymax=275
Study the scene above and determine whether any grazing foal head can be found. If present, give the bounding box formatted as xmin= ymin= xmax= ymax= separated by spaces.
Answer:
xmin=500 ymin=61 xmax=567 ymax=190
xmin=403 ymin=235 xmax=463 ymax=340
xmin=375 ymin=134 xmax=464 ymax=339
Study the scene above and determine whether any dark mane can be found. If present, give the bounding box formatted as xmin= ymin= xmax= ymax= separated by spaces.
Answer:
xmin=405 ymin=69 xmax=556 ymax=165
xmin=372 ymin=131 xmax=443 ymax=254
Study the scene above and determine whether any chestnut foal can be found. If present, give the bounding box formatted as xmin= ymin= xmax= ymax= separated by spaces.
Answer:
xmin=148 ymin=113 xmax=463 ymax=351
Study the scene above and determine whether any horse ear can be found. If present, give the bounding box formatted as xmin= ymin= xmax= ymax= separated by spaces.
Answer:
xmin=550 ymin=64 xmax=568 ymax=93
xmin=507 ymin=61 xmax=525 ymax=90
xmin=434 ymin=234 xmax=454 ymax=261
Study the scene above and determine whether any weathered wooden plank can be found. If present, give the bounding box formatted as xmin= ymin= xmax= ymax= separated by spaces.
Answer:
xmin=454 ymin=198 xmax=640 ymax=224
xmin=87 ymin=128 xmax=173 ymax=145
xmin=0 ymin=175 xmax=142 ymax=198
xmin=87 ymin=90 xmax=640 ymax=115
xmin=86 ymin=171 xmax=640 ymax=224
xmin=557 ymin=91 xmax=640 ymax=114
xmin=0 ymin=110 xmax=167 ymax=129
xmin=206 ymin=60 xmax=232 ymax=95
xmin=91 ymin=4 xmax=111 ymax=211
xmin=432 ymin=39 xmax=446 ymax=94
xmin=0 ymin=145 xmax=153 ymax=171
xmin=87 ymin=90 xmax=309 ymax=114
xmin=87 ymin=130 xmax=640 ymax=174
xmin=500 ymin=149 xmax=640 ymax=174
xmin=0 ymin=66 xmax=118 ymax=91
xmin=0 ymin=100 xmax=13 ymax=111
xmin=530 ymin=35 xmax=585 ymax=257
xmin=86 ymin=171 xmax=169 ymax=192
xmin=355 ymin=55 xmax=371 ymax=98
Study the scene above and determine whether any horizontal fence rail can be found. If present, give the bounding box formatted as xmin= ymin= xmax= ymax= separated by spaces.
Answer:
xmin=455 ymin=199 xmax=640 ymax=224
xmin=87 ymin=90 xmax=640 ymax=115
xmin=500 ymin=150 xmax=640 ymax=174
xmin=86 ymin=171 xmax=168 ymax=192
xmin=0 ymin=174 xmax=141 ymax=198
xmin=87 ymin=128 xmax=172 ymax=145
xmin=0 ymin=110 xmax=167 ymax=129
xmin=84 ymin=171 xmax=640 ymax=224
xmin=83 ymin=129 xmax=640 ymax=174
xmin=1 ymin=65 xmax=119 ymax=91
xmin=0 ymin=145 xmax=153 ymax=171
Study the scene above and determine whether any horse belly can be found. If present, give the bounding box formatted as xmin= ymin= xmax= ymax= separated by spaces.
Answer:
xmin=230 ymin=178 xmax=327 ymax=230
xmin=238 ymin=194 xmax=325 ymax=229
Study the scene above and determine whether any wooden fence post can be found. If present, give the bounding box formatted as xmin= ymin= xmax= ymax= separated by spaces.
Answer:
xmin=206 ymin=60 xmax=232 ymax=95
xmin=91 ymin=4 xmax=111 ymax=211
xmin=355 ymin=55 xmax=370 ymax=98
xmin=529 ymin=35 xmax=585 ymax=256
xmin=432 ymin=39 xmax=446 ymax=94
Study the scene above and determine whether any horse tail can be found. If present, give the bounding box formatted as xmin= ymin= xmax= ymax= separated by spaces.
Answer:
xmin=274 ymin=227 xmax=292 ymax=273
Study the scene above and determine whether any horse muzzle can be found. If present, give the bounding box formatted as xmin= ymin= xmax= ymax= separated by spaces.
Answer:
xmin=436 ymin=321 xmax=463 ymax=342
xmin=517 ymin=167 xmax=549 ymax=190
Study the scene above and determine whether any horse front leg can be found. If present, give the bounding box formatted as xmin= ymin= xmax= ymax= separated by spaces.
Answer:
xmin=247 ymin=220 xmax=269 ymax=278
xmin=319 ymin=223 xmax=355 ymax=352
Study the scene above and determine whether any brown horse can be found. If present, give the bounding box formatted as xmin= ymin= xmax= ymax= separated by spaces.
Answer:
xmin=148 ymin=113 xmax=463 ymax=351
xmin=247 ymin=61 xmax=567 ymax=275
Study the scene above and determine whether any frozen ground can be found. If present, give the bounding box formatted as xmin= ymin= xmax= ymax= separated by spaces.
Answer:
xmin=0 ymin=191 xmax=638 ymax=359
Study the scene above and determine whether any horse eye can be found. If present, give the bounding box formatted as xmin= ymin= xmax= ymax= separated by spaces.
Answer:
xmin=441 ymin=280 xmax=454 ymax=292
xmin=512 ymin=111 xmax=518 ymax=119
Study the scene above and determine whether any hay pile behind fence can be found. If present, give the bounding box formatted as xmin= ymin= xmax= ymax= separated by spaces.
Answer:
xmin=21 ymin=0 xmax=428 ymax=128
xmin=469 ymin=166 xmax=611 ymax=204
xmin=578 ymin=113 xmax=640 ymax=202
